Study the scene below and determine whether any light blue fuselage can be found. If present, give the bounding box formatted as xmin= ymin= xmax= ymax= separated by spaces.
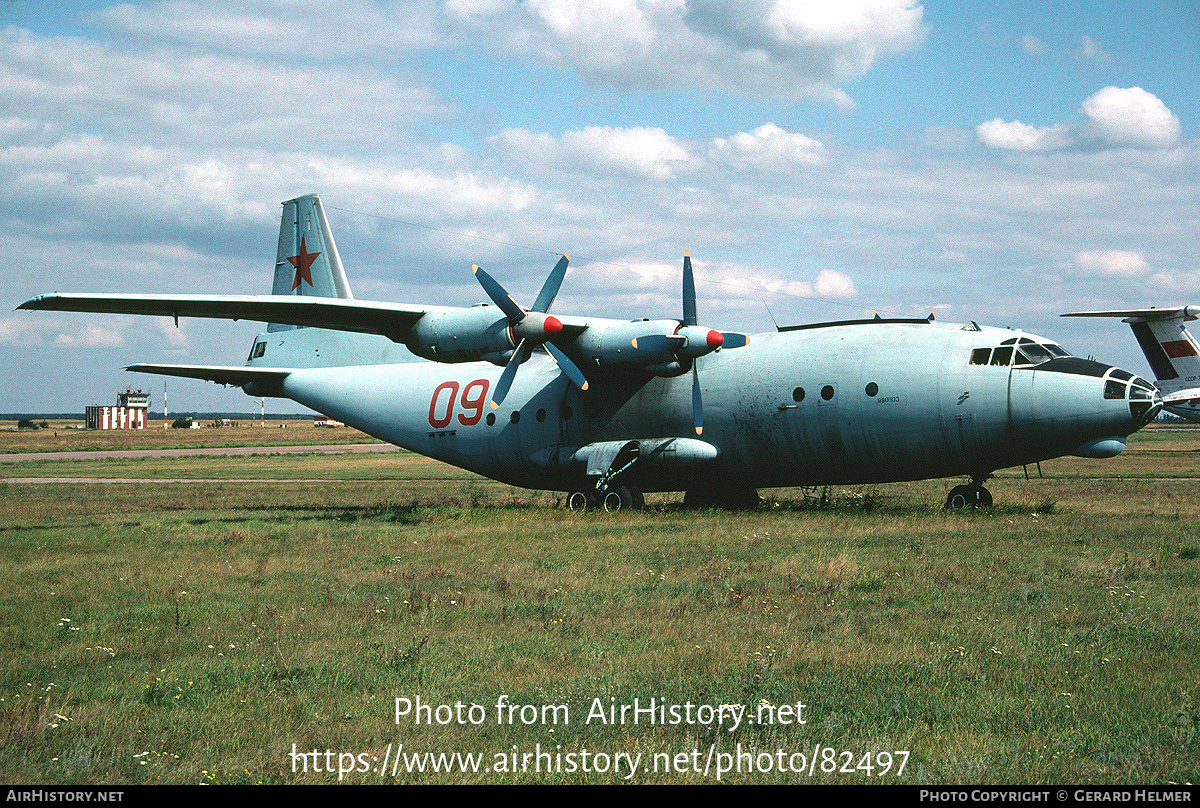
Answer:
xmin=246 ymin=318 xmax=1151 ymax=493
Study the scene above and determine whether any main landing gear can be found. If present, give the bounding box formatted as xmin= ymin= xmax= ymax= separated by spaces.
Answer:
xmin=944 ymin=476 xmax=993 ymax=510
xmin=567 ymin=484 xmax=645 ymax=513
xmin=566 ymin=441 xmax=646 ymax=512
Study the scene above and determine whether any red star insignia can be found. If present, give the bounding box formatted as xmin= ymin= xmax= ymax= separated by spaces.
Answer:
xmin=288 ymin=236 xmax=320 ymax=290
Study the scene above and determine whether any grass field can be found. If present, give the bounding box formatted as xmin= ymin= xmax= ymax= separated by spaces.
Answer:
xmin=1 ymin=426 xmax=1198 ymax=784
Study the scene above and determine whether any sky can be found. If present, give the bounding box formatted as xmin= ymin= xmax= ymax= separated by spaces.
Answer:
xmin=1 ymin=0 xmax=1198 ymax=414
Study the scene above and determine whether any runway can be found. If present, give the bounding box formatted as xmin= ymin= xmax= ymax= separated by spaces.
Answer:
xmin=0 ymin=443 xmax=399 ymax=464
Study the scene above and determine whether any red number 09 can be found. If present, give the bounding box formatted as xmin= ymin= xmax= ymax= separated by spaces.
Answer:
xmin=428 ymin=379 xmax=491 ymax=429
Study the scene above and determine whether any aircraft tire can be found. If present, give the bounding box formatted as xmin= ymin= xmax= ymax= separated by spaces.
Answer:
xmin=627 ymin=486 xmax=645 ymax=511
xmin=945 ymin=484 xmax=991 ymax=509
xmin=567 ymin=490 xmax=595 ymax=512
xmin=603 ymin=486 xmax=635 ymax=513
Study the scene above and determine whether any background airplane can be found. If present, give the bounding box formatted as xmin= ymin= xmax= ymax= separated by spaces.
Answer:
xmin=20 ymin=194 xmax=1162 ymax=511
xmin=1063 ymin=307 xmax=1200 ymax=423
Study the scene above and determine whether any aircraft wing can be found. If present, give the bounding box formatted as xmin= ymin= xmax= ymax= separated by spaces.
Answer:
xmin=18 ymin=293 xmax=440 ymax=341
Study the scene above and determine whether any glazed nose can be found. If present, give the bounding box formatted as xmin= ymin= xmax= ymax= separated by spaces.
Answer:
xmin=1128 ymin=376 xmax=1162 ymax=426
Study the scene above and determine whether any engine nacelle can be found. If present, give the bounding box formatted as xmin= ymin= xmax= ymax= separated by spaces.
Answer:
xmin=595 ymin=319 xmax=684 ymax=366
xmin=406 ymin=305 xmax=515 ymax=363
xmin=572 ymin=319 xmax=723 ymax=376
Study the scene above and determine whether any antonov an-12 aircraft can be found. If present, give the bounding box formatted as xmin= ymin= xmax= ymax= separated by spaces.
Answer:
xmin=21 ymin=194 xmax=1162 ymax=510
xmin=1063 ymin=307 xmax=1200 ymax=423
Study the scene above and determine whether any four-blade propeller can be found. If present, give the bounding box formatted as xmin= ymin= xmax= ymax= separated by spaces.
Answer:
xmin=473 ymin=251 xmax=748 ymax=432
xmin=473 ymin=254 xmax=588 ymax=408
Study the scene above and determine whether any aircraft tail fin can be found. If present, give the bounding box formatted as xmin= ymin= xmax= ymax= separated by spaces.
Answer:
xmin=270 ymin=194 xmax=353 ymax=331
xmin=1063 ymin=306 xmax=1200 ymax=385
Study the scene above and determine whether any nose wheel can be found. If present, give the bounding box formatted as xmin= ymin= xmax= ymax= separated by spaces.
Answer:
xmin=945 ymin=482 xmax=992 ymax=509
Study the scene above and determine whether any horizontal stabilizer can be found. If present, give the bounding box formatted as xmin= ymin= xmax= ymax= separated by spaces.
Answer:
xmin=19 ymin=293 xmax=432 ymax=342
xmin=127 ymin=363 xmax=291 ymax=394
xmin=1062 ymin=306 xmax=1200 ymax=322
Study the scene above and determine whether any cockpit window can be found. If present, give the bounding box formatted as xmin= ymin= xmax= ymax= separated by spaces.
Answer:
xmin=1014 ymin=342 xmax=1053 ymax=366
xmin=970 ymin=341 xmax=1072 ymax=367
xmin=1105 ymin=379 xmax=1127 ymax=400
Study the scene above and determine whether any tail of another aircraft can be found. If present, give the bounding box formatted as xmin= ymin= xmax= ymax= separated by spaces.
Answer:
xmin=1063 ymin=306 xmax=1200 ymax=421
xmin=1064 ymin=306 xmax=1200 ymax=386
xmin=269 ymin=194 xmax=354 ymax=331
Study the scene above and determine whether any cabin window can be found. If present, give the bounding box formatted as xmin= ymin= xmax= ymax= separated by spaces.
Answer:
xmin=970 ymin=348 xmax=991 ymax=365
xmin=821 ymin=385 xmax=835 ymax=401
xmin=486 ymin=413 xmax=496 ymax=426
xmin=536 ymin=408 xmax=547 ymax=422
xmin=865 ymin=382 xmax=879 ymax=397
xmin=510 ymin=411 xmax=521 ymax=424
xmin=792 ymin=387 xmax=805 ymax=403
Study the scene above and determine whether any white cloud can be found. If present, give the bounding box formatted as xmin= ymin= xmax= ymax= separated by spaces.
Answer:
xmin=457 ymin=0 xmax=926 ymax=104
xmin=977 ymin=87 xmax=1181 ymax=152
xmin=54 ymin=325 xmax=128 ymax=349
xmin=709 ymin=123 xmax=827 ymax=169
xmin=1020 ymin=34 xmax=1048 ymax=55
xmin=94 ymin=0 xmax=449 ymax=58
xmin=1073 ymin=35 xmax=1113 ymax=65
xmin=1074 ymin=250 xmax=1150 ymax=278
xmin=813 ymin=268 xmax=857 ymax=298
xmin=1079 ymin=86 xmax=1181 ymax=149
xmin=493 ymin=126 xmax=691 ymax=180
xmin=975 ymin=119 xmax=1072 ymax=152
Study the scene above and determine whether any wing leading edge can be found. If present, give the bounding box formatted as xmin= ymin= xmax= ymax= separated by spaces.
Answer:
xmin=18 ymin=293 xmax=436 ymax=342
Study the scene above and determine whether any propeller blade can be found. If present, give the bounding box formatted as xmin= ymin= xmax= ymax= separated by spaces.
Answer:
xmin=490 ymin=341 xmax=524 ymax=408
xmin=545 ymin=342 xmax=590 ymax=391
xmin=720 ymin=332 xmax=749 ymax=349
xmin=472 ymin=265 xmax=526 ymax=323
xmin=692 ymin=362 xmax=703 ymax=435
xmin=532 ymin=254 xmax=569 ymax=313
xmin=682 ymin=251 xmax=697 ymax=327
xmin=490 ymin=340 xmax=530 ymax=408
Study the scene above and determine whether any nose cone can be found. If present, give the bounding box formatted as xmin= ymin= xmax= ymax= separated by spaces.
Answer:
xmin=1074 ymin=365 xmax=1161 ymax=457
xmin=1012 ymin=358 xmax=1159 ymax=461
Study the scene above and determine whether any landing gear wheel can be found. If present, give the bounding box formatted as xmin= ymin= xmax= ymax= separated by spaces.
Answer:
xmin=602 ymin=486 xmax=635 ymax=513
xmin=567 ymin=490 xmax=597 ymax=511
xmin=945 ymin=484 xmax=992 ymax=509
xmin=627 ymin=486 xmax=645 ymax=511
